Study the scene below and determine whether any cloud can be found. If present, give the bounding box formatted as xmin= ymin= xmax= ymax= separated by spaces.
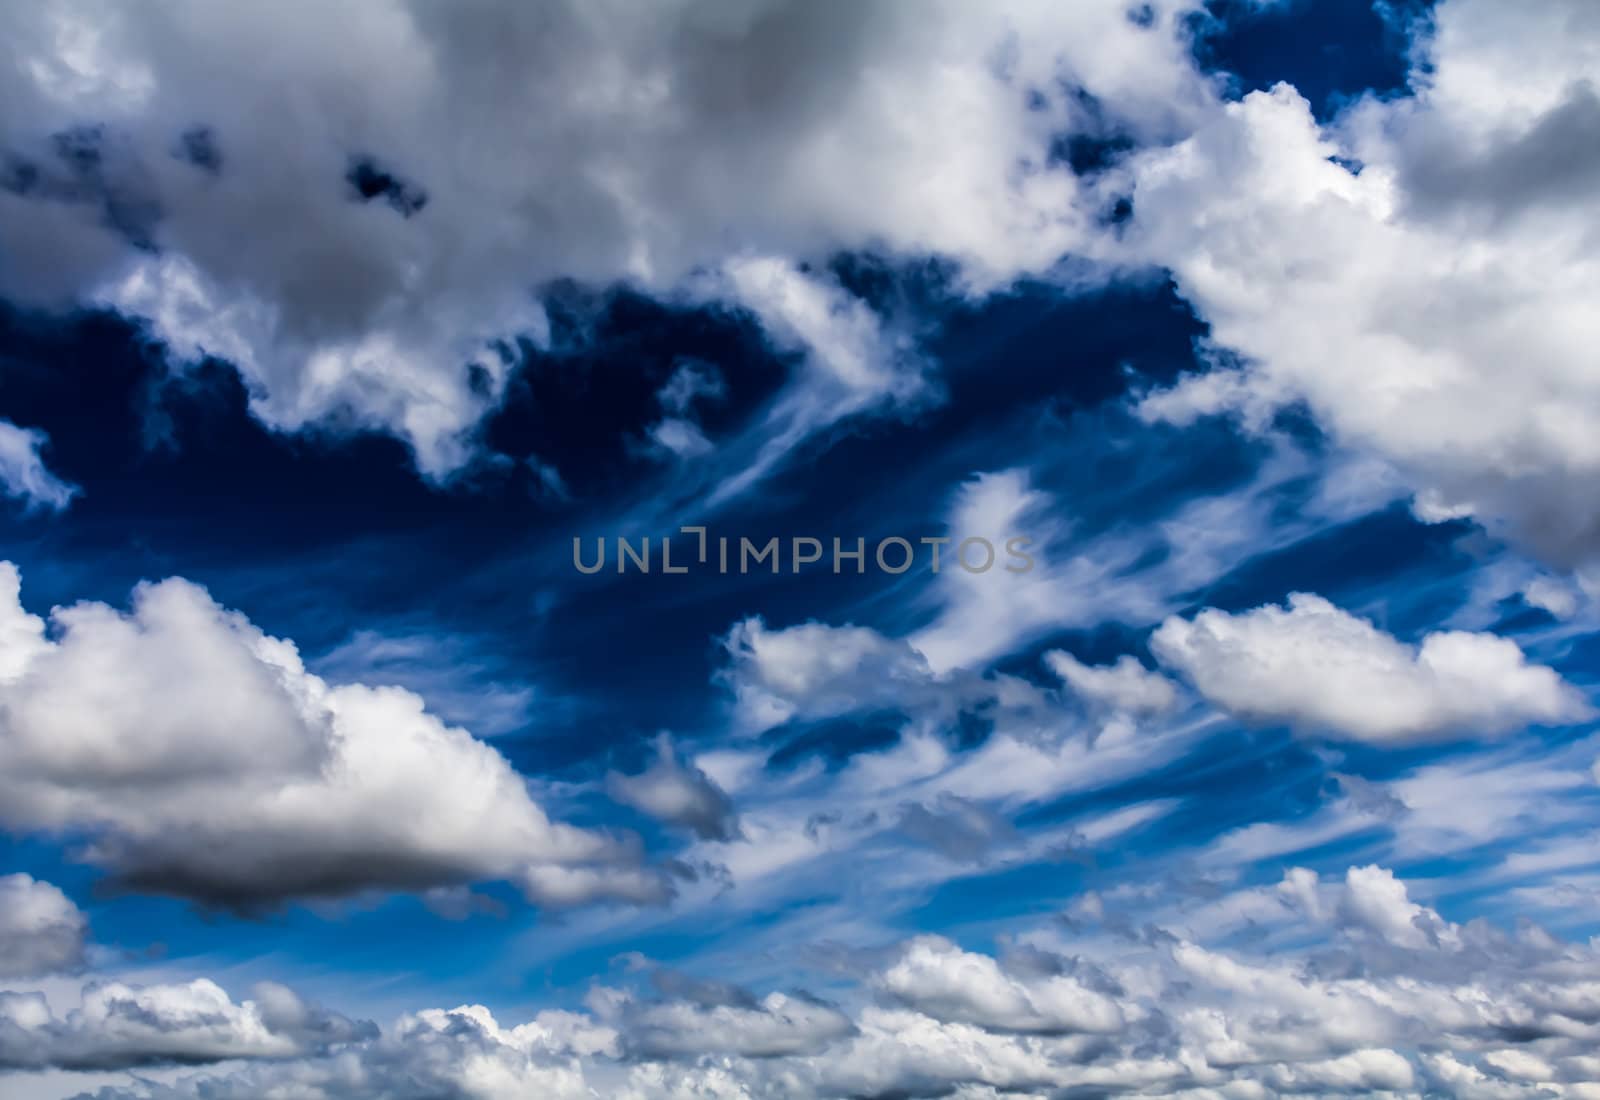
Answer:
xmin=0 ymin=561 xmax=666 ymax=910
xmin=0 ymin=978 xmax=370 ymax=1071
xmin=1045 ymin=650 xmax=1178 ymax=715
xmin=1337 ymin=864 xmax=1454 ymax=951
xmin=607 ymin=735 xmax=742 ymax=842
xmin=1265 ymin=1048 xmax=1416 ymax=1093
xmin=0 ymin=421 xmax=77 ymax=511
xmin=65 ymin=863 xmax=1600 ymax=1098
xmin=718 ymin=616 xmax=943 ymax=734
xmin=0 ymin=0 xmax=1216 ymax=476
xmin=1150 ymin=593 xmax=1590 ymax=743
xmin=0 ymin=874 xmax=86 ymax=979
xmin=894 ymin=794 xmax=1017 ymax=864
xmin=1128 ymin=0 xmax=1600 ymax=567
xmin=908 ymin=468 xmax=1075 ymax=674
xmin=309 ymin=629 xmax=539 ymax=739
xmin=876 ymin=935 xmax=1125 ymax=1036
xmin=612 ymin=988 xmax=855 ymax=1060
xmin=719 ymin=436 xmax=1378 ymax=729
xmin=697 ymin=257 xmax=936 ymax=506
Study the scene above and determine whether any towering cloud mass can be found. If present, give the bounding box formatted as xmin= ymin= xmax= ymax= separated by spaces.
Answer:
xmin=1130 ymin=0 xmax=1600 ymax=567
xmin=0 ymin=562 xmax=665 ymax=910
xmin=0 ymin=0 xmax=1212 ymax=475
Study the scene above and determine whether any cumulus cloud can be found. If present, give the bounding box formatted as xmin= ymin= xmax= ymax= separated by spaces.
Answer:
xmin=1337 ymin=864 xmax=1454 ymax=951
xmin=0 ymin=0 xmax=1216 ymax=476
xmin=607 ymin=735 xmax=741 ymax=842
xmin=718 ymin=616 xmax=943 ymax=733
xmin=64 ymin=863 xmax=1600 ymax=1099
xmin=613 ymin=988 xmax=855 ymax=1060
xmin=0 ymin=873 xmax=86 ymax=978
xmin=0 ymin=561 xmax=666 ymax=910
xmin=1045 ymin=650 xmax=1178 ymax=715
xmin=0 ymin=978 xmax=370 ymax=1071
xmin=876 ymin=936 xmax=1125 ymax=1036
xmin=1150 ymin=593 xmax=1590 ymax=742
xmin=0 ymin=420 xmax=77 ymax=511
xmin=1129 ymin=0 xmax=1600 ymax=567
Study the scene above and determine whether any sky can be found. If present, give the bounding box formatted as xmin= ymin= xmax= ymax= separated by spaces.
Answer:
xmin=1 ymin=0 xmax=1599 ymax=1097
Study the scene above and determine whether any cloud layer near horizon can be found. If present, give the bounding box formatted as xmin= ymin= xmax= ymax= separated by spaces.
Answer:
xmin=8 ymin=863 xmax=1600 ymax=1098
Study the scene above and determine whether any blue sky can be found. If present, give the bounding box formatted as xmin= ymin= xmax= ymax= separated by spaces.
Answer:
xmin=1 ymin=0 xmax=1600 ymax=1097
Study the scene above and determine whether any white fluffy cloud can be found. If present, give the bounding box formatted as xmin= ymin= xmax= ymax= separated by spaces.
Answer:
xmin=614 ymin=989 xmax=854 ymax=1060
xmin=718 ymin=616 xmax=944 ymax=734
xmin=0 ymin=874 xmax=86 ymax=979
xmin=1337 ymin=864 xmax=1454 ymax=950
xmin=0 ymin=0 xmax=1216 ymax=475
xmin=1150 ymin=593 xmax=1590 ymax=743
xmin=876 ymin=936 xmax=1125 ymax=1036
xmin=0 ymin=562 xmax=665 ymax=909
xmin=1130 ymin=0 xmax=1600 ymax=567
xmin=0 ymin=978 xmax=369 ymax=1071
xmin=1045 ymin=650 xmax=1178 ymax=715
xmin=0 ymin=421 xmax=76 ymax=511
xmin=58 ymin=863 xmax=1600 ymax=1099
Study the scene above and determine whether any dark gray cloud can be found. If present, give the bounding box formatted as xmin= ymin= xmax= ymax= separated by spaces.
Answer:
xmin=0 ymin=0 xmax=1213 ymax=477
xmin=607 ymin=735 xmax=741 ymax=842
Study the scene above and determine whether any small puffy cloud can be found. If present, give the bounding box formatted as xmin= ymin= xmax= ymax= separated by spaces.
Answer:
xmin=645 ymin=417 xmax=714 ymax=461
xmin=876 ymin=936 xmax=1124 ymax=1036
xmin=718 ymin=617 xmax=940 ymax=733
xmin=1337 ymin=865 xmax=1454 ymax=951
xmin=0 ymin=420 xmax=77 ymax=511
xmin=1045 ymin=650 xmax=1178 ymax=715
xmin=607 ymin=735 xmax=741 ymax=842
xmin=1523 ymin=575 xmax=1583 ymax=619
xmin=0 ymin=873 xmax=87 ymax=978
xmin=0 ymin=562 xmax=665 ymax=910
xmin=1150 ymin=593 xmax=1590 ymax=743
xmin=0 ymin=978 xmax=370 ymax=1071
